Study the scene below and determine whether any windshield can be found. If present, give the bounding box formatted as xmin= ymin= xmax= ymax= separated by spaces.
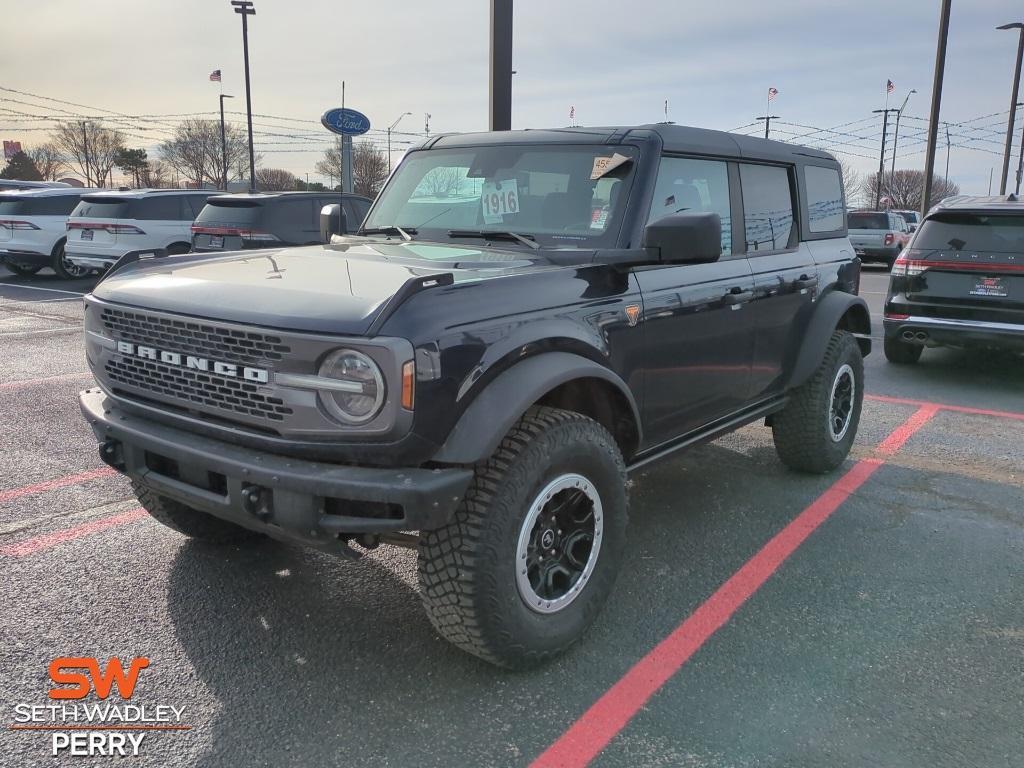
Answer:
xmin=914 ymin=213 xmax=1024 ymax=253
xmin=362 ymin=145 xmax=637 ymax=247
xmin=848 ymin=212 xmax=889 ymax=230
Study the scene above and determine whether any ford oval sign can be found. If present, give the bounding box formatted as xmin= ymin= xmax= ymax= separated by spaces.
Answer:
xmin=321 ymin=108 xmax=371 ymax=136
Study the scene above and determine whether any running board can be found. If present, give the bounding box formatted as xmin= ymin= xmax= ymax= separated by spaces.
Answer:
xmin=626 ymin=397 xmax=787 ymax=474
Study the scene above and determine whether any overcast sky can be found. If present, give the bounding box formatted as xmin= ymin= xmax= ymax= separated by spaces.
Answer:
xmin=1 ymin=0 xmax=1020 ymax=193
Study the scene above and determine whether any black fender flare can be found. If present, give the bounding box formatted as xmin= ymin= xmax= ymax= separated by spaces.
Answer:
xmin=433 ymin=351 xmax=642 ymax=464
xmin=789 ymin=291 xmax=872 ymax=389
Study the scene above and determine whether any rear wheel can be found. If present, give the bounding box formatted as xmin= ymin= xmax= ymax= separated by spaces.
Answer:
xmin=884 ymin=335 xmax=924 ymax=364
xmin=772 ymin=330 xmax=864 ymax=474
xmin=133 ymin=481 xmax=261 ymax=543
xmin=418 ymin=406 xmax=628 ymax=668
xmin=3 ymin=262 xmax=42 ymax=276
xmin=51 ymin=241 xmax=89 ymax=279
xmin=166 ymin=243 xmax=191 ymax=256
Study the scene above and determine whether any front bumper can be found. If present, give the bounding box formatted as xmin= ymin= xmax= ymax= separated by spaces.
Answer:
xmin=81 ymin=389 xmax=473 ymax=553
xmin=884 ymin=314 xmax=1024 ymax=351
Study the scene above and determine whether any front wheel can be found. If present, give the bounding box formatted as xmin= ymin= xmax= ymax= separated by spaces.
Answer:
xmin=418 ymin=406 xmax=628 ymax=668
xmin=772 ymin=330 xmax=864 ymax=474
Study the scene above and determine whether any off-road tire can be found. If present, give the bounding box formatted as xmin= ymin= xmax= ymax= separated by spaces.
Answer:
xmin=3 ymin=262 xmax=42 ymax=276
xmin=883 ymin=335 xmax=923 ymax=364
xmin=772 ymin=330 xmax=864 ymax=474
xmin=418 ymin=406 xmax=628 ymax=669
xmin=133 ymin=481 xmax=261 ymax=543
xmin=51 ymin=240 xmax=88 ymax=280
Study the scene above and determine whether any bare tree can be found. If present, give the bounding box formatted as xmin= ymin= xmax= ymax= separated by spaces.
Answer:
xmin=159 ymin=119 xmax=254 ymax=188
xmin=255 ymin=167 xmax=297 ymax=191
xmin=140 ymin=160 xmax=173 ymax=189
xmin=837 ymin=159 xmax=863 ymax=208
xmin=315 ymin=138 xmax=344 ymax=187
xmin=860 ymin=170 xmax=960 ymax=211
xmin=52 ymin=120 xmax=126 ymax=186
xmin=28 ymin=143 xmax=66 ymax=181
xmin=352 ymin=142 xmax=388 ymax=198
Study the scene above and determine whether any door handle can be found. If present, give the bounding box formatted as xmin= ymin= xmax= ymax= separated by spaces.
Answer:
xmin=722 ymin=290 xmax=754 ymax=305
xmin=793 ymin=275 xmax=819 ymax=290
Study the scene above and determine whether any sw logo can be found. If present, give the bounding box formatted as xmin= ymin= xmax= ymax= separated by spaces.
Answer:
xmin=48 ymin=656 xmax=150 ymax=700
xmin=625 ymin=304 xmax=641 ymax=327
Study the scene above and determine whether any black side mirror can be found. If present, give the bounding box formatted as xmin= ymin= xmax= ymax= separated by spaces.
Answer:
xmin=642 ymin=212 xmax=722 ymax=264
xmin=320 ymin=203 xmax=349 ymax=242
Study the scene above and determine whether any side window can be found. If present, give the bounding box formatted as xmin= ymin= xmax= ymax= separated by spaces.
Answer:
xmin=647 ymin=157 xmax=732 ymax=256
xmin=184 ymin=196 xmax=206 ymax=218
xmin=804 ymin=166 xmax=844 ymax=233
xmin=273 ymin=199 xmax=314 ymax=230
xmin=133 ymin=196 xmax=180 ymax=221
xmin=740 ymin=164 xmax=795 ymax=252
xmin=35 ymin=196 xmax=80 ymax=216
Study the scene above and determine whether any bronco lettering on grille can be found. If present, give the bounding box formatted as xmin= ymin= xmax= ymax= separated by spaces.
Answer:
xmin=115 ymin=341 xmax=269 ymax=384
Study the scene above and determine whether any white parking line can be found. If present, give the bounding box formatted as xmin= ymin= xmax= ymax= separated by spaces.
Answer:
xmin=0 ymin=283 xmax=88 ymax=297
xmin=0 ymin=326 xmax=83 ymax=338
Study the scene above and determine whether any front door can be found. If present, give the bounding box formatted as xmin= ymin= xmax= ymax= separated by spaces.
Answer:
xmin=636 ymin=155 xmax=754 ymax=446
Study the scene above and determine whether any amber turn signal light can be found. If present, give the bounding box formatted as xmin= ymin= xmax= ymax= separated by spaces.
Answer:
xmin=401 ymin=360 xmax=415 ymax=410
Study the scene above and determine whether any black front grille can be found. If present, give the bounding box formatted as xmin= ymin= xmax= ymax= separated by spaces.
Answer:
xmin=105 ymin=356 xmax=293 ymax=422
xmin=100 ymin=307 xmax=291 ymax=366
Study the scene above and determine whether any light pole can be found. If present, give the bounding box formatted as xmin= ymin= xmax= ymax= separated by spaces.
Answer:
xmin=231 ymin=0 xmax=257 ymax=192
xmin=218 ymin=94 xmax=234 ymax=191
xmin=489 ymin=0 xmax=513 ymax=130
xmin=872 ymin=108 xmax=899 ymax=209
xmin=890 ymin=89 xmax=916 ymax=176
xmin=387 ymin=112 xmax=411 ymax=173
xmin=921 ymin=0 xmax=952 ymax=217
xmin=1016 ymin=101 xmax=1024 ymax=195
xmin=997 ymin=22 xmax=1024 ymax=194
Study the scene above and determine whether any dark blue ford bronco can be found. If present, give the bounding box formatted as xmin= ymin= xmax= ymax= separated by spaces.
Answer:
xmin=80 ymin=124 xmax=870 ymax=668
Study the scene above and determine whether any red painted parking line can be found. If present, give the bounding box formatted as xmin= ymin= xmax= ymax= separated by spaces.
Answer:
xmin=530 ymin=404 xmax=939 ymax=768
xmin=866 ymin=393 xmax=1024 ymax=422
xmin=0 ymin=467 xmax=116 ymax=505
xmin=0 ymin=372 xmax=92 ymax=392
xmin=0 ymin=508 xmax=146 ymax=558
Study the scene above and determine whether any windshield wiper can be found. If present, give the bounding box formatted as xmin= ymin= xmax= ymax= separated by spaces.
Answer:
xmin=448 ymin=229 xmax=541 ymax=250
xmin=359 ymin=225 xmax=416 ymax=241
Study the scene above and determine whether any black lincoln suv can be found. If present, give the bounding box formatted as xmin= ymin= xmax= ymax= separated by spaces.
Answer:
xmin=883 ymin=195 xmax=1024 ymax=363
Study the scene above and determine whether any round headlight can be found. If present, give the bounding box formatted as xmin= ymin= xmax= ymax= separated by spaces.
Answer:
xmin=317 ymin=349 xmax=385 ymax=424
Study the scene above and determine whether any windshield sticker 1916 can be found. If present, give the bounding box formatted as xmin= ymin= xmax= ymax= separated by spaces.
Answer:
xmin=482 ymin=179 xmax=519 ymax=223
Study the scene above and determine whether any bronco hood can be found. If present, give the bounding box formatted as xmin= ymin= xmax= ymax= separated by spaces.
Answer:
xmin=90 ymin=239 xmax=542 ymax=335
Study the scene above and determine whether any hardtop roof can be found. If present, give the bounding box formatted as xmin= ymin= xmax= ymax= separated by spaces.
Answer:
xmin=421 ymin=123 xmax=839 ymax=166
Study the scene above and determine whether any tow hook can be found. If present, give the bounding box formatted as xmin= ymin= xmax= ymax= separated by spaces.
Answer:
xmin=241 ymin=484 xmax=273 ymax=520
xmin=99 ymin=439 xmax=125 ymax=470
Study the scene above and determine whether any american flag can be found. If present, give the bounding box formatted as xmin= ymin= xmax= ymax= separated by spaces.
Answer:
xmin=209 ymin=69 xmax=222 ymax=82
xmin=768 ymin=87 xmax=778 ymax=102
xmin=887 ymin=79 xmax=895 ymax=93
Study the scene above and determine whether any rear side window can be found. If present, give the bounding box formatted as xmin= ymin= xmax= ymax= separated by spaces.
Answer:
xmin=848 ymin=212 xmax=888 ymax=230
xmin=0 ymin=199 xmax=25 ymax=215
xmin=131 ymin=196 xmax=182 ymax=221
xmin=71 ymin=199 xmax=128 ymax=218
xmin=29 ymin=196 xmax=82 ymax=216
xmin=195 ymin=200 xmax=263 ymax=226
xmin=740 ymin=164 xmax=794 ymax=252
xmin=184 ymin=196 xmax=208 ymax=218
xmin=804 ymin=166 xmax=844 ymax=233
xmin=914 ymin=213 xmax=1024 ymax=253
xmin=271 ymin=198 xmax=315 ymax=229
xmin=648 ymin=157 xmax=733 ymax=255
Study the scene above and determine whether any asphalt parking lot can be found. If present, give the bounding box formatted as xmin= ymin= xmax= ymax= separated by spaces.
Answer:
xmin=1 ymin=267 xmax=1022 ymax=767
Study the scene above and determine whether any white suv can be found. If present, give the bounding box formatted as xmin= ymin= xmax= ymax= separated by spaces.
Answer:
xmin=0 ymin=187 xmax=101 ymax=279
xmin=65 ymin=189 xmax=213 ymax=271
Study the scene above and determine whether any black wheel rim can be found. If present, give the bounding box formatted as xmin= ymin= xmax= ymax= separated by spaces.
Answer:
xmin=516 ymin=473 xmax=603 ymax=614
xmin=829 ymin=363 xmax=855 ymax=442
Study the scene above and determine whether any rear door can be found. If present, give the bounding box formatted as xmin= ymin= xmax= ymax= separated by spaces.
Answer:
xmin=741 ymin=162 xmax=819 ymax=399
xmin=903 ymin=211 xmax=1024 ymax=323
xmin=634 ymin=155 xmax=755 ymax=445
xmin=192 ymin=199 xmax=264 ymax=250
